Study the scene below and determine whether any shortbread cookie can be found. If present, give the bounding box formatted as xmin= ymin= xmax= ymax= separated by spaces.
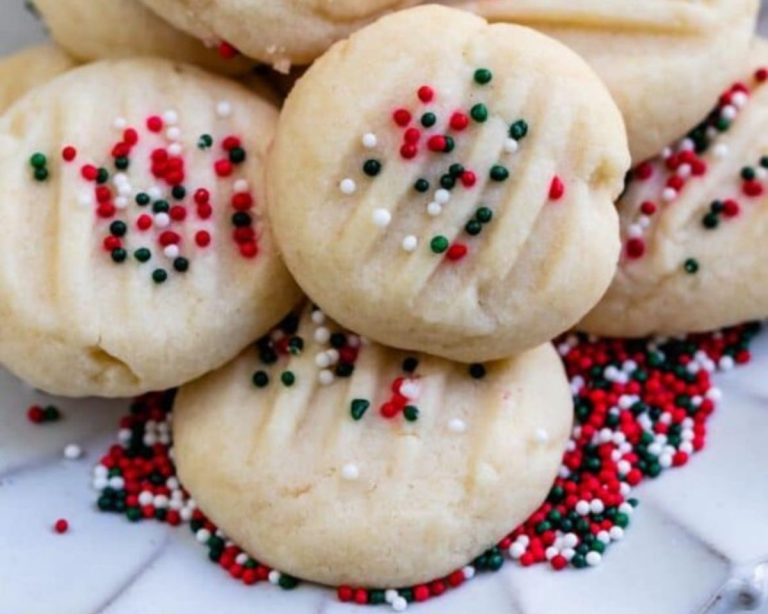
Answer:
xmin=0 ymin=45 xmax=76 ymax=114
xmin=139 ymin=0 xmax=421 ymax=69
xmin=32 ymin=0 xmax=252 ymax=75
xmin=173 ymin=306 xmax=572 ymax=587
xmin=269 ymin=6 xmax=628 ymax=363
xmin=0 ymin=59 xmax=301 ymax=397
xmin=580 ymin=42 xmax=768 ymax=337
xmin=454 ymin=0 xmax=758 ymax=163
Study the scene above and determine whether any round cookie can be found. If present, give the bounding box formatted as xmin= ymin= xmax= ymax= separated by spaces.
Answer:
xmin=580 ymin=42 xmax=768 ymax=337
xmin=269 ymin=6 xmax=628 ymax=364
xmin=139 ymin=0 xmax=421 ymax=70
xmin=173 ymin=305 xmax=572 ymax=588
xmin=0 ymin=45 xmax=76 ymax=115
xmin=453 ymin=0 xmax=758 ymax=164
xmin=0 ymin=59 xmax=301 ymax=397
xmin=32 ymin=0 xmax=253 ymax=75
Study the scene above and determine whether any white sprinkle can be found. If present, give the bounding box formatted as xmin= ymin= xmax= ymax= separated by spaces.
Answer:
xmin=562 ymin=548 xmax=576 ymax=561
xmin=138 ymin=491 xmax=154 ymax=506
xmin=426 ymin=201 xmax=442 ymax=216
xmin=315 ymin=352 xmax=331 ymax=368
xmin=509 ymin=543 xmax=526 ymax=558
xmin=234 ymin=179 xmax=249 ymax=192
xmin=63 ymin=444 xmax=82 ymax=460
xmin=662 ymin=187 xmax=677 ymax=202
xmin=575 ymin=500 xmax=590 ymax=515
xmin=676 ymin=163 xmax=692 ymax=178
xmin=109 ymin=476 xmax=124 ymax=489
xmin=115 ymin=197 xmax=128 ymax=209
xmin=448 ymin=418 xmax=467 ymax=433
xmin=392 ymin=597 xmax=408 ymax=612
xmin=268 ymin=570 xmax=280 ymax=584
xmin=372 ymin=208 xmax=391 ymax=227
xmin=720 ymin=105 xmax=737 ymax=121
xmin=401 ymin=235 xmax=418 ymax=252
xmin=318 ymin=370 xmax=334 ymax=386
xmin=504 ymin=138 xmax=519 ymax=154
xmin=678 ymin=138 xmax=695 ymax=152
xmin=719 ymin=356 xmax=734 ymax=371
xmin=325 ymin=349 xmax=339 ymax=364
xmin=362 ymin=133 xmax=378 ymax=149
xmin=400 ymin=381 xmax=421 ymax=400
xmin=166 ymin=127 xmax=181 ymax=142
xmin=385 ymin=589 xmax=398 ymax=604
xmin=434 ymin=189 xmax=451 ymax=204
xmin=148 ymin=186 xmax=163 ymax=200
xmin=732 ymin=91 xmax=749 ymax=108
xmin=163 ymin=245 xmax=180 ymax=259
xmin=235 ymin=553 xmax=248 ymax=565
xmin=92 ymin=476 xmax=108 ymax=490
xmin=757 ymin=167 xmax=768 ymax=181
xmin=154 ymin=213 xmax=170 ymax=228
xmin=590 ymin=499 xmax=605 ymax=514
xmin=340 ymin=178 xmax=357 ymax=195
xmin=195 ymin=528 xmax=211 ymax=543
xmin=311 ymin=310 xmax=325 ymax=325
xmin=162 ymin=110 xmax=178 ymax=125
xmin=113 ymin=172 xmax=128 ymax=185
xmin=154 ymin=495 xmax=169 ymax=509
xmin=586 ymin=551 xmax=602 ymax=566
xmin=609 ymin=526 xmax=624 ymax=541
xmin=216 ymin=101 xmax=232 ymax=117
xmin=113 ymin=117 xmax=128 ymax=130
xmin=534 ymin=428 xmax=550 ymax=444
xmin=545 ymin=546 xmax=559 ymax=560
xmin=596 ymin=531 xmax=611 ymax=544
xmin=462 ymin=565 xmax=476 ymax=579
xmin=168 ymin=143 xmax=183 ymax=156
xmin=79 ymin=193 xmax=93 ymax=208
xmin=341 ymin=463 xmax=359 ymax=480
xmin=314 ymin=327 xmax=330 ymax=344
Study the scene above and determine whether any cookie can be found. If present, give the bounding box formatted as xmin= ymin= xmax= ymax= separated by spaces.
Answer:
xmin=139 ymin=0 xmax=421 ymax=70
xmin=0 ymin=59 xmax=301 ymax=397
xmin=268 ymin=5 xmax=628 ymax=363
xmin=580 ymin=42 xmax=768 ymax=337
xmin=454 ymin=0 xmax=758 ymax=163
xmin=32 ymin=0 xmax=253 ymax=75
xmin=0 ymin=45 xmax=76 ymax=114
xmin=173 ymin=305 xmax=572 ymax=588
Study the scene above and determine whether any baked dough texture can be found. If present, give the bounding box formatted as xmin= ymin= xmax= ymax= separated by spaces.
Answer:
xmin=0 ymin=44 xmax=76 ymax=115
xmin=0 ymin=59 xmax=301 ymax=397
xmin=269 ymin=5 xmax=628 ymax=363
xmin=139 ymin=0 xmax=423 ymax=70
xmin=580 ymin=42 xmax=768 ymax=337
xmin=454 ymin=0 xmax=758 ymax=163
xmin=33 ymin=0 xmax=253 ymax=75
xmin=173 ymin=305 xmax=572 ymax=587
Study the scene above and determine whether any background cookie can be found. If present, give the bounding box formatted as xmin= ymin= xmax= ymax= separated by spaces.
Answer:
xmin=173 ymin=306 xmax=572 ymax=588
xmin=32 ymin=0 xmax=253 ymax=75
xmin=580 ymin=42 xmax=768 ymax=337
xmin=269 ymin=6 xmax=628 ymax=363
xmin=139 ymin=0 xmax=421 ymax=70
xmin=454 ymin=0 xmax=758 ymax=163
xmin=0 ymin=44 xmax=76 ymax=114
xmin=0 ymin=58 xmax=301 ymax=397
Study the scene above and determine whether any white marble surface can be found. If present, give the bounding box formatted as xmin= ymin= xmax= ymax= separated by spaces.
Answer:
xmin=1 ymin=3 xmax=768 ymax=614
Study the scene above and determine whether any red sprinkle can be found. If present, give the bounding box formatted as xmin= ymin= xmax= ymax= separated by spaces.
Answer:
xmin=417 ymin=86 xmax=434 ymax=103
xmin=450 ymin=112 xmax=469 ymax=131
xmin=195 ymin=230 xmax=211 ymax=247
xmin=218 ymin=41 xmax=239 ymax=59
xmin=214 ymin=160 xmax=233 ymax=177
xmin=53 ymin=519 xmax=69 ymax=534
xmin=625 ymin=238 xmax=645 ymax=259
xmin=549 ymin=176 xmax=565 ymax=200
xmin=427 ymin=135 xmax=447 ymax=152
xmin=146 ymin=116 xmax=164 ymax=133
xmin=393 ymin=109 xmax=412 ymax=127
xmin=446 ymin=243 xmax=468 ymax=261
xmin=61 ymin=146 xmax=77 ymax=162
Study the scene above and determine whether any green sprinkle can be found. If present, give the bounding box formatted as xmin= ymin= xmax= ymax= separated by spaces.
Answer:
xmin=430 ymin=235 xmax=449 ymax=254
xmin=710 ymin=200 xmax=724 ymax=214
xmin=44 ymin=405 xmax=60 ymax=421
xmin=33 ymin=167 xmax=49 ymax=182
xmin=449 ymin=163 xmax=465 ymax=178
xmin=173 ymin=257 xmax=189 ymax=272
xmin=111 ymin=248 xmax=127 ymax=263
xmin=152 ymin=268 xmax=168 ymax=284
xmin=29 ymin=153 xmax=47 ymax=168
xmin=252 ymin=370 xmax=269 ymax=388
xmin=716 ymin=117 xmax=731 ymax=132
xmin=469 ymin=363 xmax=486 ymax=379
xmin=465 ymin=220 xmax=482 ymax=236
xmin=96 ymin=168 xmax=109 ymax=184
xmin=115 ymin=157 xmax=130 ymax=170
xmin=350 ymin=399 xmax=370 ymax=420
xmin=474 ymin=68 xmax=493 ymax=85
xmin=198 ymin=134 xmax=213 ymax=149
xmin=362 ymin=159 xmax=382 ymax=177
xmin=470 ymin=103 xmax=488 ymax=123
xmin=404 ymin=405 xmax=419 ymax=422
xmin=281 ymin=371 xmax=296 ymax=387
xmin=702 ymin=212 xmax=719 ymax=229
xmin=741 ymin=166 xmax=756 ymax=181
xmin=683 ymin=258 xmax=699 ymax=274
xmin=440 ymin=174 xmax=456 ymax=190
xmin=110 ymin=221 xmax=127 ymax=237
xmin=134 ymin=248 xmax=151 ymax=263
xmin=402 ymin=357 xmax=419 ymax=372
xmin=135 ymin=193 xmax=150 ymax=206
xmin=232 ymin=212 xmax=252 ymax=227
xmin=152 ymin=200 xmax=169 ymax=214
xmin=229 ymin=147 xmax=246 ymax=164
xmin=288 ymin=336 xmax=304 ymax=355
xmin=414 ymin=178 xmax=430 ymax=193
xmin=172 ymin=185 xmax=186 ymax=200
xmin=278 ymin=575 xmax=298 ymax=590
xmin=760 ymin=156 xmax=768 ymax=169
xmin=443 ymin=136 xmax=455 ymax=153
xmin=509 ymin=119 xmax=529 ymax=140
xmin=476 ymin=206 xmax=493 ymax=223
xmin=330 ymin=333 xmax=346 ymax=349
xmin=489 ymin=165 xmax=509 ymax=182
xmin=369 ymin=590 xmax=386 ymax=605
xmin=420 ymin=112 xmax=437 ymax=128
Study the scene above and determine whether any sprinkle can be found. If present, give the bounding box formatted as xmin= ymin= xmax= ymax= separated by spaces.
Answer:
xmin=489 ymin=165 xmax=509 ymax=182
xmin=417 ymin=85 xmax=434 ymax=103
xmin=446 ymin=243 xmax=468 ymax=261
xmin=340 ymin=179 xmax=356 ymax=195
xmin=401 ymin=235 xmax=418 ymax=252
xmin=372 ymin=208 xmax=391 ymax=227
xmin=216 ymin=101 xmax=232 ymax=118
xmin=341 ymin=463 xmax=360 ymax=480
xmin=350 ymin=399 xmax=370 ymax=420
xmin=534 ymin=429 xmax=550 ymax=444
xmin=549 ymin=176 xmax=565 ymax=200
xmin=426 ymin=202 xmax=442 ymax=216
xmin=470 ymin=103 xmax=488 ymax=123
xmin=509 ymin=120 xmax=529 ymax=140
xmin=362 ymin=133 xmax=378 ymax=148
xmin=393 ymin=109 xmax=412 ymax=127
xmin=430 ymin=235 xmax=449 ymax=254
xmin=318 ymin=370 xmax=335 ymax=386
xmin=448 ymin=418 xmax=467 ymax=433
xmin=683 ymin=258 xmax=700 ymax=274
xmin=53 ymin=519 xmax=69 ymax=534
xmin=468 ymin=363 xmax=486 ymax=379
xmin=474 ymin=68 xmax=493 ymax=85
xmin=63 ymin=444 xmax=83 ymax=460
xmin=434 ymin=189 xmax=451 ymax=204
xmin=503 ymin=139 xmax=519 ymax=154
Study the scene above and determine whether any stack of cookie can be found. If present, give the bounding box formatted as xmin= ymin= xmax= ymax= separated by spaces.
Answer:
xmin=1 ymin=0 xmax=764 ymax=604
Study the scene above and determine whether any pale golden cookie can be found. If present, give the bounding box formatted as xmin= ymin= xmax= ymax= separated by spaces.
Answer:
xmin=269 ymin=5 xmax=628 ymax=363
xmin=33 ymin=0 xmax=253 ymax=75
xmin=454 ymin=0 xmax=758 ymax=163
xmin=580 ymin=42 xmax=768 ymax=337
xmin=0 ymin=59 xmax=301 ymax=397
xmin=174 ymin=306 xmax=572 ymax=587
xmin=0 ymin=45 xmax=76 ymax=115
